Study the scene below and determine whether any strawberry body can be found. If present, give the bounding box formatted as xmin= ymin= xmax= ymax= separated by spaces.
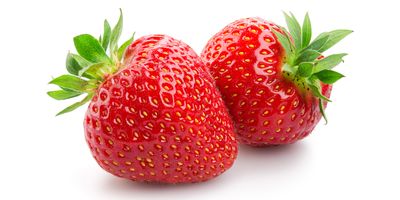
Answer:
xmin=84 ymin=34 xmax=238 ymax=183
xmin=201 ymin=17 xmax=333 ymax=146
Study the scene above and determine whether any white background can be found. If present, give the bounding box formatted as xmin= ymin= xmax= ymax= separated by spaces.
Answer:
xmin=0 ymin=0 xmax=399 ymax=199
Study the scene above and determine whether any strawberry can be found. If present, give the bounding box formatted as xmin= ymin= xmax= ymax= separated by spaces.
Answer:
xmin=201 ymin=13 xmax=351 ymax=146
xmin=48 ymin=11 xmax=237 ymax=183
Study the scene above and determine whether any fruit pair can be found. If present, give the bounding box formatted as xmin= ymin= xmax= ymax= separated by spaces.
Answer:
xmin=48 ymin=10 xmax=351 ymax=183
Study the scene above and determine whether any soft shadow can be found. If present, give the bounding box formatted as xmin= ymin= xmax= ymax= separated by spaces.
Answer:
xmin=233 ymin=142 xmax=309 ymax=178
xmin=100 ymin=170 xmax=228 ymax=196
xmin=99 ymin=141 xmax=309 ymax=195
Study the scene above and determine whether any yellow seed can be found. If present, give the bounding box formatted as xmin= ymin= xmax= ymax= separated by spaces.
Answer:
xmin=138 ymin=145 xmax=144 ymax=151
xmin=261 ymin=130 xmax=268 ymax=135
xmin=159 ymin=123 xmax=166 ymax=129
xmin=155 ymin=144 xmax=162 ymax=150
xmin=160 ymin=135 xmax=167 ymax=143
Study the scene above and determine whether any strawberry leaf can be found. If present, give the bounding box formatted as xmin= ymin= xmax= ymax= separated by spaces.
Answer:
xmin=319 ymin=30 xmax=353 ymax=53
xmin=284 ymin=12 xmax=302 ymax=51
xmin=66 ymin=53 xmax=92 ymax=77
xmin=301 ymin=13 xmax=312 ymax=48
xmin=306 ymin=33 xmax=329 ymax=52
xmin=272 ymin=29 xmax=291 ymax=54
xmin=118 ymin=33 xmax=135 ymax=60
xmin=314 ymin=70 xmax=344 ymax=84
xmin=49 ymin=10 xmax=135 ymax=116
xmin=56 ymin=93 xmax=93 ymax=116
xmin=49 ymin=75 xmax=88 ymax=92
xmin=295 ymin=49 xmax=321 ymax=64
xmin=101 ymin=20 xmax=112 ymax=51
xmin=297 ymin=62 xmax=314 ymax=77
xmin=309 ymin=83 xmax=331 ymax=102
xmin=109 ymin=9 xmax=123 ymax=55
xmin=47 ymin=90 xmax=82 ymax=100
xmin=319 ymin=99 xmax=328 ymax=124
xmin=314 ymin=53 xmax=347 ymax=73
xmin=79 ymin=63 xmax=108 ymax=80
xmin=73 ymin=34 xmax=111 ymax=64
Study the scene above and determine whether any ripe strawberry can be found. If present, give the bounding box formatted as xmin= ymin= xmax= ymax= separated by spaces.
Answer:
xmin=48 ymin=11 xmax=237 ymax=183
xmin=201 ymin=13 xmax=351 ymax=146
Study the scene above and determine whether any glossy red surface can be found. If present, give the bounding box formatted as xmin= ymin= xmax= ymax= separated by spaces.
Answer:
xmin=84 ymin=35 xmax=238 ymax=183
xmin=201 ymin=18 xmax=331 ymax=146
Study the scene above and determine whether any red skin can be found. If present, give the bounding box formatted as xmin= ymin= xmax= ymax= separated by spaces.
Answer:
xmin=201 ymin=18 xmax=331 ymax=146
xmin=84 ymin=35 xmax=238 ymax=183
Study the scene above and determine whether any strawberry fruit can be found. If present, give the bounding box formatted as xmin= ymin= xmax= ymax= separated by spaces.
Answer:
xmin=48 ymin=11 xmax=237 ymax=183
xmin=201 ymin=13 xmax=351 ymax=146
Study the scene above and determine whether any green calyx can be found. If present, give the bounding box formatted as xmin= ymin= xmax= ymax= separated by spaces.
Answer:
xmin=48 ymin=9 xmax=135 ymax=115
xmin=273 ymin=12 xmax=352 ymax=123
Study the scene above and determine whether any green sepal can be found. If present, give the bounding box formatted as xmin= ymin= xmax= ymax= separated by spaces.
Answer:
xmin=118 ymin=33 xmax=135 ymax=60
xmin=314 ymin=70 xmax=344 ymax=84
xmin=314 ymin=53 xmax=347 ymax=73
xmin=49 ymin=10 xmax=136 ymax=116
xmin=319 ymin=30 xmax=353 ymax=53
xmin=56 ymin=93 xmax=94 ymax=116
xmin=47 ymin=90 xmax=82 ymax=100
xmin=309 ymin=82 xmax=331 ymax=102
xmin=66 ymin=53 xmax=93 ymax=78
xmin=274 ymin=12 xmax=351 ymax=123
xmin=301 ymin=13 xmax=312 ymax=48
xmin=73 ymin=34 xmax=111 ymax=64
xmin=283 ymin=12 xmax=302 ymax=51
xmin=298 ymin=62 xmax=314 ymax=77
xmin=79 ymin=62 xmax=109 ymax=80
xmin=295 ymin=49 xmax=321 ymax=65
xmin=101 ymin=20 xmax=112 ymax=51
xmin=319 ymin=99 xmax=328 ymax=124
xmin=109 ymin=9 xmax=123 ymax=56
xmin=49 ymin=75 xmax=88 ymax=92
xmin=272 ymin=28 xmax=294 ymax=64
xmin=306 ymin=33 xmax=329 ymax=52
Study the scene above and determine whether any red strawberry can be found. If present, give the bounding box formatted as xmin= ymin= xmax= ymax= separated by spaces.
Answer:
xmin=201 ymin=13 xmax=351 ymax=146
xmin=48 ymin=11 xmax=237 ymax=183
